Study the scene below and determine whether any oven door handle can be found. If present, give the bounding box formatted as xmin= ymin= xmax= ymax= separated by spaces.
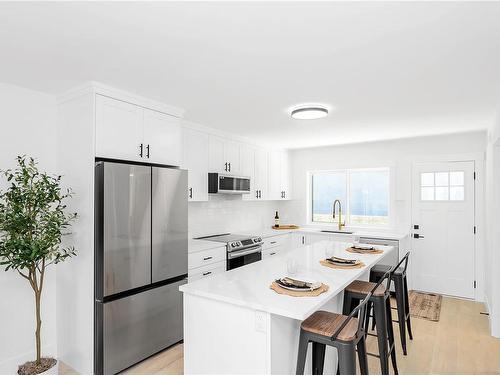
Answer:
xmin=228 ymin=246 xmax=262 ymax=259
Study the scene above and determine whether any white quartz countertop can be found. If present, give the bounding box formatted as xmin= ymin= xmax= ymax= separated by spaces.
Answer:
xmin=188 ymin=239 xmax=226 ymax=253
xmin=250 ymin=227 xmax=408 ymax=240
xmin=180 ymin=240 xmax=394 ymax=321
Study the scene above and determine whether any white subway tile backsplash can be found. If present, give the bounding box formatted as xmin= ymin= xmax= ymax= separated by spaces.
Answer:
xmin=189 ymin=197 xmax=287 ymax=238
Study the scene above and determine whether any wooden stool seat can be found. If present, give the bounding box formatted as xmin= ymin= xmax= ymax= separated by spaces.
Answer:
xmin=346 ymin=280 xmax=386 ymax=296
xmin=301 ymin=311 xmax=359 ymax=341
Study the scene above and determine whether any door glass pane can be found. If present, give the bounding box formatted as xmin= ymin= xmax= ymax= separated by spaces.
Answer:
xmin=421 ymin=187 xmax=434 ymax=200
xmin=435 ymin=186 xmax=449 ymax=200
xmin=435 ymin=172 xmax=449 ymax=186
xmin=349 ymin=170 xmax=389 ymax=225
xmin=450 ymin=186 xmax=465 ymax=200
xmin=450 ymin=171 xmax=464 ymax=186
xmin=312 ymin=172 xmax=346 ymax=223
xmin=421 ymin=173 xmax=434 ymax=187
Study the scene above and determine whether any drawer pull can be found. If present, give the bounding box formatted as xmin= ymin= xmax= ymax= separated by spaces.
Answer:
xmin=270 ymin=241 xmax=277 ymax=244
xmin=270 ymin=252 xmax=276 ymax=256
xmin=203 ymin=256 xmax=213 ymax=261
xmin=202 ymin=271 xmax=212 ymax=276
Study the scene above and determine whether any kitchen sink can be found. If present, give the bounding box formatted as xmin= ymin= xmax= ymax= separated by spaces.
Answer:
xmin=321 ymin=230 xmax=354 ymax=235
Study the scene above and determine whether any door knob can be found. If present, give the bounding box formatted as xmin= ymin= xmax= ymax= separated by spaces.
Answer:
xmin=413 ymin=233 xmax=425 ymax=239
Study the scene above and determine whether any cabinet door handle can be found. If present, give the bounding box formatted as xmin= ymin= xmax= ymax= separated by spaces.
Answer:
xmin=189 ymin=187 xmax=193 ymax=199
xmin=139 ymin=143 xmax=143 ymax=158
xmin=203 ymin=256 xmax=213 ymax=261
xmin=284 ymin=191 xmax=286 ymax=199
xmin=202 ymin=271 xmax=212 ymax=276
xmin=228 ymin=162 xmax=231 ymax=172
xmin=301 ymin=236 xmax=305 ymax=244
xmin=256 ymin=190 xmax=259 ymax=198
xmin=146 ymin=144 xmax=150 ymax=158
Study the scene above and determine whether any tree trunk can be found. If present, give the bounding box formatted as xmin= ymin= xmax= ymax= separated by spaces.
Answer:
xmin=35 ymin=289 xmax=42 ymax=365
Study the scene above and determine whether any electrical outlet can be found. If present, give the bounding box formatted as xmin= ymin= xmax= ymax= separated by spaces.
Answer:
xmin=255 ymin=311 xmax=267 ymax=333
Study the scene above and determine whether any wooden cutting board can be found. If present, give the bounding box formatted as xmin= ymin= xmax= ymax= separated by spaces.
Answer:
xmin=271 ymin=224 xmax=300 ymax=230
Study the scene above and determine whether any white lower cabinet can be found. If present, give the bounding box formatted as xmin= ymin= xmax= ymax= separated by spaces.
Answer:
xmin=262 ymin=247 xmax=281 ymax=259
xmin=262 ymin=233 xmax=291 ymax=259
xmin=188 ymin=245 xmax=226 ymax=282
xmin=188 ymin=261 xmax=226 ymax=282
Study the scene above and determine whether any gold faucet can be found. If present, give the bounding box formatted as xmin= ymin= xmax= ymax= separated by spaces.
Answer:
xmin=332 ymin=199 xmax=345 ymax=231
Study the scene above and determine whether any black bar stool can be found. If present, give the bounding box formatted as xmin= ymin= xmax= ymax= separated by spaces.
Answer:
xmin=295 ymin=291 xmax=372 ymax=375
xmin=370 ymin=252 xmax=413 ymax=355
xmin=343 ymin=270 xmax=398 ymax=375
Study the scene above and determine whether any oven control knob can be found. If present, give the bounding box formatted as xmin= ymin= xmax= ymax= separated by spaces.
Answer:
xmin=231 ymin=242 xmax=237 ymax=248
xmin=255 ymin=237 xmax=262 ymax=243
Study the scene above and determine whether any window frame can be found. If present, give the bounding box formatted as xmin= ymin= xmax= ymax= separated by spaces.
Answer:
xmin=308 ymin=167 xmax=394 ymax=229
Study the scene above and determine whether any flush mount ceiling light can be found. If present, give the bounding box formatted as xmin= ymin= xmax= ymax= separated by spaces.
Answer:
xmin=290 ymin=105 xmax=329 ymax=120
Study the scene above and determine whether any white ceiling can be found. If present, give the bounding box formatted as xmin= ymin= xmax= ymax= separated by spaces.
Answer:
xmin=0 ymin=2 xmax=499 ymax=148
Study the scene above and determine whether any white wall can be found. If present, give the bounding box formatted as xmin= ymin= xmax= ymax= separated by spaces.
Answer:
xmin=485 ymin=105 xmax=500 ymax=337
xmin=0 ymin=83 xmax=58 ymax=373
xmin=189 ymin=196 xmax=286 ymax=238
xmin=288 ymin=131 xmax=487 ymax=299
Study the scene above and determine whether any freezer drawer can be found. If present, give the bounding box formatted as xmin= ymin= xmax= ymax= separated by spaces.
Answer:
xmin=101 ymin=280 xmax=186 ymax=375
xmin=151 ymin=167 xmax=188 ymax=283
xmin=97 ymin=162 xmax=152 ymax=297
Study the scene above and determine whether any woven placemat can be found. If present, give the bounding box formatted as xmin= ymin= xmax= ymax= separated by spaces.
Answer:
xmin=270 ymin=281 xmax=329 ymax=297
xmin=346 ymin=247 xmax=384 ymax=255
xmin=320 ymin=260 xmax=366 ymax=269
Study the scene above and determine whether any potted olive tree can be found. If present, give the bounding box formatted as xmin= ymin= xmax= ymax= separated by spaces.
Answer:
xmin=0 ymin=156 xmax=77 ymax=375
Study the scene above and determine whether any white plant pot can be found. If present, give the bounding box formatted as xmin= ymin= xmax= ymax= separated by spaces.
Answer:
xmin=38 ymin=360 xmax=58 ymax=375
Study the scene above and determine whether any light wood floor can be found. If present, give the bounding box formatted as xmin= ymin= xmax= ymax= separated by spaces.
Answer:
xmin=61 ymin=297 xmax=500 ymax=375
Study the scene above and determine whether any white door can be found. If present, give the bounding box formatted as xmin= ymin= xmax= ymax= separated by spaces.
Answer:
xmin=183 ymin=128 xmax=209 ymax=201
xmin=268 ymin=150 xmax=282 ymax=200
xmin=95 ymin=95 xmax=143 ymax=161
xmin=143 ymin=109 xmax=182 ymax=166
xmin=240 ymin=144 xmax=256 ymax=201
xmin=208 ymin=135 xmax=226 ymax=173
xmin=411 ymin=161 xmax=475 ymax=298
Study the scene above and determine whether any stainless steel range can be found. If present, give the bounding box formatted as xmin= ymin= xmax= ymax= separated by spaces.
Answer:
xmin=196 ymin=233 xmax=263 ymax=270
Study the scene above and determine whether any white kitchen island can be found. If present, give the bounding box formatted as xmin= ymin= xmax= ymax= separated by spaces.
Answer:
xmin=179 ymin=240 xmax=395 ymax=375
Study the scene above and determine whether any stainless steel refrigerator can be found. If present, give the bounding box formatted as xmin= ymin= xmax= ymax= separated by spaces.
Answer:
xmin=94 ymin=161 xmax=188 ymax=375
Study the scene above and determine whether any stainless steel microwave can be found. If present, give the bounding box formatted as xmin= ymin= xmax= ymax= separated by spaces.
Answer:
xmin=208 ymin=173 xmax=251 ymax=194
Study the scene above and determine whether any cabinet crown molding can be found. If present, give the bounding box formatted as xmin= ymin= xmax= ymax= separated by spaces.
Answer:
xmin=57 ymin=81 xmax=185 ymax=118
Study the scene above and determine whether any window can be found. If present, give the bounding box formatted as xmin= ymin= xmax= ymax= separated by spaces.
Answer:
xmin=311 ymin=168 xmax=390 ymax=226
xmin=420 ymin=171 xmax=464 ymax=201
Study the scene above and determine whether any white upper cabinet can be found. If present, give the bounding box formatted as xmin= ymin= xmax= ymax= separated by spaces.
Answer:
xmin=183 ymin=128 xmax=209 ymax=202
xmin=95 ymin=95 xmax=182 ymax=165
xmin=143 ymin=109 xmax=182 ymax=166
xmin=280 ymin=151 xmax=291 ymax=200
xmin=254 ymin=148 xmax=268 ymax=200
xmin=240 ymin=144 xmax=256 ymax=201
xmin=268 ymin=150 xmax=282 ymax=200
xmin=208 ymin=135 xmax=241 ymax=174
xmin=267 ymin=150 xmax=291 ymax=200
xmin=95 ymin=95 xmax=143 ymax=162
